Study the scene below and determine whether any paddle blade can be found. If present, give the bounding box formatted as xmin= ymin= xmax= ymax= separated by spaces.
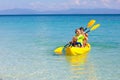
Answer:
xmin=54 ymin=47 xmax=64 ymax=54
xmin=87 ymin=20 xmax=96 ymax=28
xmin=91 ymin=24 xmax=100 ymax=31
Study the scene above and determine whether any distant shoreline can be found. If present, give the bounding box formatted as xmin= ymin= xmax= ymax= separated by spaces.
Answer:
xmin=0 ymin=14 xmax=120 ymax=16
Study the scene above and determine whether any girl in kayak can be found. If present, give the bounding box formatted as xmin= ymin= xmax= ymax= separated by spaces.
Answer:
xmin=79 ymin=27 xmax=88 ymax=47
xmin=70 ymin=29 xmax=84 ymax=47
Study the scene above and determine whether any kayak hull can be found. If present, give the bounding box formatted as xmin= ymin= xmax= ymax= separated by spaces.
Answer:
xmin=65 ymin=43 xmax=91 ymax=56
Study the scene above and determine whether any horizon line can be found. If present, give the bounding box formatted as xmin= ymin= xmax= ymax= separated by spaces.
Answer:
xmin=0 ymin=14 xmax=120 ymax=16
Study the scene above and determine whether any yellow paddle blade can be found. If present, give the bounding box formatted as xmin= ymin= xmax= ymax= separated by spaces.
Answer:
xmin=54 ymin=47 xmax=64 ymax=54
xmin=87 ymin=20 xmax=96 ymax=28
xmin=91 ymin=24 xmax=100 ymax=31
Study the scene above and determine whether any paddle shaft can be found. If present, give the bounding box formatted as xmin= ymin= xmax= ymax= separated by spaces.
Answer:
xmin=85 ymin=30 xmax=90 ymax=33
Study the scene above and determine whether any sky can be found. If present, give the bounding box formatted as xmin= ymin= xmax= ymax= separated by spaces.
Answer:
xmin=0 ymin=0 xmax=120 ymax=11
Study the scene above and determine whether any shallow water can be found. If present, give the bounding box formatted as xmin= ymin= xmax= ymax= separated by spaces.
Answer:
xmin=0 ymin=15 xmax=120 ymax=80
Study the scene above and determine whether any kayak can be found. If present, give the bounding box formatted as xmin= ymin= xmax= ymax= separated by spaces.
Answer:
xmin=65 ymin=43 xmax=91 ymax=56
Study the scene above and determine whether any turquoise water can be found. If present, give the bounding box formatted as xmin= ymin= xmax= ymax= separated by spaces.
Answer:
xmin=0 ymin=15 xmax=120 ymax=80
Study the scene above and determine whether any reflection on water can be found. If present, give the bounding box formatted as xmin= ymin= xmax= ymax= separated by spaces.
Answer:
xmin=66 ymin=53 xmax=88 ymax=66
xmin=66 ymin=53 xmax=98 ymax=80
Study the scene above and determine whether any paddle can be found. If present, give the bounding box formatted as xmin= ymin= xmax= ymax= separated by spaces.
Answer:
xmin=54 ymin=46 xmax=64 ymax=54
xmin=84 ymin=19 xmax=96 ymax=31
xmin=54 ymin=43 xmax=70 ymax=54
xmin=86 ymin=24 xmax=100 ymax=33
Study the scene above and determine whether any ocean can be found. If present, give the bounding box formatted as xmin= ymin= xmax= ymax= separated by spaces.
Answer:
xmin=0 ymin=14 xmax=119 ymax=80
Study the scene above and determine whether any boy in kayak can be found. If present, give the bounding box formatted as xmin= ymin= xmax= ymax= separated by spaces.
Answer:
xmin=70 ymin=29 xmax=84 ymax=47
xmin=79 ymin=27 xmax=88 ymax=47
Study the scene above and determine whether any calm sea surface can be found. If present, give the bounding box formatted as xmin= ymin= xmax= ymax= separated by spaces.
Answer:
xmin=0 ymin=14 xmax=120 ymax=80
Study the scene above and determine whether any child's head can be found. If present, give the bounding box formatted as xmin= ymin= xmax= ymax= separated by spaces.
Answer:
xmin=75 ymin=29 xmax=81 ymax=35
xmin=79 ymin=27 xmax=84 ymax=33
xmin=79 ymin=27 xmax=84 ymax=31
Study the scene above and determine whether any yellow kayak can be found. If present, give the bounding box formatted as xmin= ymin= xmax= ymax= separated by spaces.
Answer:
xmin=65 ymin=43 xmax=91 ymax=56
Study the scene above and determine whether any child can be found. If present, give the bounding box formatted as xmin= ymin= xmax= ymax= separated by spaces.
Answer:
xmin=79 ymin=27 xmax=88 ymax=47
xmin=70 ymin=29 xmax=84 ymax=47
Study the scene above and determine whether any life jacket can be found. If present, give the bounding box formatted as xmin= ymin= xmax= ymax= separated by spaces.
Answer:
xmin=75 ymin=34 xmax=84 ymax=45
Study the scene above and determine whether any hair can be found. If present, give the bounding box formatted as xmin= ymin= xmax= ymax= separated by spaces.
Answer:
xmin=75 ymin=29 xmax=79 ymax=33
xmin=79 ymin=27 xmax=84 ymax=31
